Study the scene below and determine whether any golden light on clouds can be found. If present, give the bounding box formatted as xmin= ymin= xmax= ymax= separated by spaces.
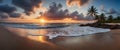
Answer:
xmin=66 ymin=0 xmax=92 ymax=7
xmin=37 ymin=18 xmax=97 ymax=24
xmin=66 ymin=0 xmax=81 ymax=7
xmin=63 ymin=18 xmax=73 ymax=21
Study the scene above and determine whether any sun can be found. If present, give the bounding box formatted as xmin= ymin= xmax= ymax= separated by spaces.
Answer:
xmin=40 ymin=18 xmax=45 ymax=23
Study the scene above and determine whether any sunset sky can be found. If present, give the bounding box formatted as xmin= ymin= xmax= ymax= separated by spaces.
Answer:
xmin=0 ymin=0 xmax=120 ymax=19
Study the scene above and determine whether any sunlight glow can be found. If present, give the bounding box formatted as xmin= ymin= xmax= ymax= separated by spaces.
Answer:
xmin=40 ymin=18 xmax=45 ymax=23
xmin=63 ymin=18 xmax=73 ymax=21
xmin=37 ymin=18 xmax=97 ymax=24
xmin=38 ymin=30 xmax=47 ymax=43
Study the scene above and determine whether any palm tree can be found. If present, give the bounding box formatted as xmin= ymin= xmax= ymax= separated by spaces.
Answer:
xmin=99 ymin=13 xmax=106 ymax=23
xmin=87 ymin=6 xmax=98 ymax=19
xmin=95 ymin=15 xmax=99 ymax=20
xmin=116 ymin=16 xmax=120 ymax=22
xmin=114 ymin=16 xmax=120 ymax=23
xmin=116 ymin=16 xmax=120 ymax=20
xmin=107 ymin=15 xmax=113 ymax=23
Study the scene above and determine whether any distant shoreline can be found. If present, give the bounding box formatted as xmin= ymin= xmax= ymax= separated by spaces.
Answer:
xmin=80 ymin=23 xmax=120 ymax=29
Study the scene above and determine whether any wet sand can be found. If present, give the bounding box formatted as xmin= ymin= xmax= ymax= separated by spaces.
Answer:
xmin=0 ymin=27 xmax=120 ymax=50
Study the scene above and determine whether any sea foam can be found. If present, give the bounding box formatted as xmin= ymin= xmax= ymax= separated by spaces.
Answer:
xmin=28 ymin=26 xmax=110 ymax=39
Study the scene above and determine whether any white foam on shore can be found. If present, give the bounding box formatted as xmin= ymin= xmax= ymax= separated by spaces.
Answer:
xmin=28 ymin=26 xmax=110 ymax=39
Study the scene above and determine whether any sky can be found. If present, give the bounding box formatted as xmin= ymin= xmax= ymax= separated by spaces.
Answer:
xmin=0 ymin=0 xmax=120 ymax=19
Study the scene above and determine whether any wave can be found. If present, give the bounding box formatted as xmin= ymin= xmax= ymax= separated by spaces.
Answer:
xmin=0 ymin=23 xmax=110 ymax=39
xmin=28 ymin=26 xmax=110 ymax=39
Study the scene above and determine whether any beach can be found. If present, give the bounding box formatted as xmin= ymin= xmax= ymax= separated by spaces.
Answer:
xmin=0 ymin=27 xmax=120 ymax=50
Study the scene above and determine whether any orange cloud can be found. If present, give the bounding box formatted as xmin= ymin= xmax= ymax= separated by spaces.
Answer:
xmin=66 ymin=0 xmax=92 ymax=7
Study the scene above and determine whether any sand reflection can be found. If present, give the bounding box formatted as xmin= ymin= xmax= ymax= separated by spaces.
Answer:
xmin=27 ymin=29 xmax=56 ymax=47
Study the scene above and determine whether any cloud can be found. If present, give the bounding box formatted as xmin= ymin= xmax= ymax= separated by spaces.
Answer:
xmin=0 ymin=12 xmax=9 ymax=18
xmin=85 ymin=15 xmax=94 ymax=20
xmin=41 ymin=2 xmax=68 ymax=19
xmin=12 ymin=0 xmax=42 ymax=15
xmin=69 ymin=11 xmax=85 ymax=20
xmin=0 ymin=4 xmax=21 ymax=18
xmin=41 ymin=2 xmax=85 ymax=20
xmin=105 ymin=8 xmax=120 ymax=15
xmin=100 ymin=5 xmax=120 ymax=15
xmin=0 ymin=0 xmax=2 ymax=3
xmin=106 ymin=8 xmax=117 ymax=14
xmin=100 ymin=5 xmax=106 ymax=12
xmin=66 ymin=0 xmax=92 ymax=7
xmin=0 ymin=5 xmax=16 ymax=13
xmin=10 ymin=13 xmax=21 ymax=18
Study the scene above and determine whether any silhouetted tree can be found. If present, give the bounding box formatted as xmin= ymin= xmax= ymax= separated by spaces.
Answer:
xmin=87 ymin=6 xmax=98 ymax=19
xmin=113 ymin=16 xmax=120 ymax=23
xmin=116 ymin=16 xmax=120 ymax=20
xmin=95 ymin=15 xmax=99 ymax=20
xmin=107 ymin=15 xmax=113 ymax=22
xmin=99 ymin=13 xmax=106 ymax=23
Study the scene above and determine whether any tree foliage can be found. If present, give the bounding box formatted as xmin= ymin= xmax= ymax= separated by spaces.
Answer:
xmin=87 ymin=6 xmax=98 ymax=19
xmin=87 ymin=6 xmax=120 ymax=23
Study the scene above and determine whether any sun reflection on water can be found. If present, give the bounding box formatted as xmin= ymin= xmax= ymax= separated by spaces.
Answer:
xmin=38 ymin=36 xmax=56 ymax=46
xmin=27 ymin=29 xmax=56 ymax=47
xmin=38 ymin=30 xmax=47 ymax=43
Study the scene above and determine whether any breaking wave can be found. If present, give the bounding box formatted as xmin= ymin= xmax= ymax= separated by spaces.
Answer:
xmin=28 ymin=26 xmax=110 ymax=39
xmin=0 ymin=22 xmax=110 ymax=39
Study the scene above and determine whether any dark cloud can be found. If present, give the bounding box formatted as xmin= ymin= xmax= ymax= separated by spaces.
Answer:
xmin=42 ymin=2 xmax=68 ymax=19
xmin=0 ymin=4 xmax=21 ymax=18
xmin=0 ymin=12 xmax=9 ymax=18
xmin=12 ymin=0 xmax=42 ymax=15
xmin=10 ymin=13 xmax=21 ymax=18
xmin=0 ymin=5 xmax=16 ymax=13
xmin=0 ymin=0 xmax=2 ymax=3
xmin=69 ymin=11 xmax=85 ymax=20
xmin=66 ymin=0 xmax=92 ymax=7
xmin=85 ymin=15 xmax=94 ymax=20
xmin=41 ymin=2 xmax=85 ymax=20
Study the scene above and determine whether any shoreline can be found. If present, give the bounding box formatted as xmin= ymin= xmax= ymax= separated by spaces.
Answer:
xmin=0 ymin=26 xmax=120 ymax=50
xmin=80 ymin=23 xmax=120 ymax=29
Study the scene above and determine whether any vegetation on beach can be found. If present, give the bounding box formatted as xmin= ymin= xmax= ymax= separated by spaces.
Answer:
xmin=88 ymin=6 xmax=120 ymax=23
xmin=83 ymin=6 xmax=120 ymax=29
